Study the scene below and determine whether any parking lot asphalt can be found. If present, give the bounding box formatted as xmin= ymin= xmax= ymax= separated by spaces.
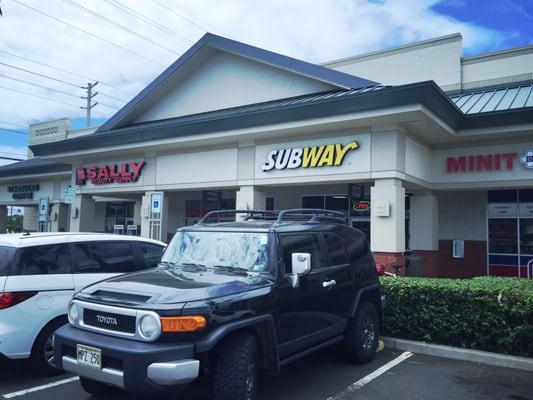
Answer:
xmin=1 ymin=346 xmax=532 ymax=400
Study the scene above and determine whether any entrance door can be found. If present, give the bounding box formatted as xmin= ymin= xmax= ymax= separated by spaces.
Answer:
xmin=104 ymin=202 xmax=135 ymax=234
xmin=488 ymin=189 xmax=533 ymax=278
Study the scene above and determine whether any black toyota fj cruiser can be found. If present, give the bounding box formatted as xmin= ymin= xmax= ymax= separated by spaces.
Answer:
xmin=54 ymin=209 xmax=383 ymax=400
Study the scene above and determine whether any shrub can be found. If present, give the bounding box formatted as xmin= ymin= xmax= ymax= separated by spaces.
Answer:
xmin=380 ymin=276 xmax=533 ymax=357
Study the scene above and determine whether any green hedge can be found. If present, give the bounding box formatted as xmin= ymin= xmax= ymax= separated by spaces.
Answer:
xmin=380 ymin=276 xmax=533 ymax=357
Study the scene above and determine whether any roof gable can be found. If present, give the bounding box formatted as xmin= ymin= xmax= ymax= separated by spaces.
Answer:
xmin=98 ymin=33 xmax=377 ymax=131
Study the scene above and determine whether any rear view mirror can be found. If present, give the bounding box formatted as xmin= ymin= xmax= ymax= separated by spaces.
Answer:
xmin=288 ymin=253 xmax=311 ymax=288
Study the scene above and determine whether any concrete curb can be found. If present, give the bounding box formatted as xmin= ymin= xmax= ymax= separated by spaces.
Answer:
xmin=382 ymin=336 xmax=533 ymax=372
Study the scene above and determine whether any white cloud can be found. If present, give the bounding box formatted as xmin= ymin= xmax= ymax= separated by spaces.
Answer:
xmin=0 ymin=0 xmax=505 ymax=133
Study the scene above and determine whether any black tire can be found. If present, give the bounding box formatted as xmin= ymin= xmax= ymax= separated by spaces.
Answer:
xmin=213 ymin=332 xmax=258 ymax=400
xmin=343 ymin=301 xmax=379 ymax=364
xmin=30 ymin=318 xmax=67 ymax=375
xmin=79 ymin=377 xmax=117 ymax=397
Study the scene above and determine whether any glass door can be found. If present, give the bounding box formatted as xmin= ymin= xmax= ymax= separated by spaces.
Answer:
xmin=487 ymin=189 xmax=533 ymax=278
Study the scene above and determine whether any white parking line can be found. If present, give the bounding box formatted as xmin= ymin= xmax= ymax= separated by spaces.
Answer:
xmin=326 ymin=351 xmax=413 ymax=400
xmin=2 ymin=376 xmax=79 ymax=399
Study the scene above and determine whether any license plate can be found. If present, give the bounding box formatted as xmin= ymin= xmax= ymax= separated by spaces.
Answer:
xmin=77 ymin=344 xmax=101 ymax=369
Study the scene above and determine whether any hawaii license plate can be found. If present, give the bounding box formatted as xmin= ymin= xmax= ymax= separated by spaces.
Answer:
xmin=77 ymin=344 xmax=102 ymax=369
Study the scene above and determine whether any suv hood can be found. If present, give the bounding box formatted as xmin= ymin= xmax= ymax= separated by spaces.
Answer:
xmin=78 ymin=266 xmax=274 ymax=306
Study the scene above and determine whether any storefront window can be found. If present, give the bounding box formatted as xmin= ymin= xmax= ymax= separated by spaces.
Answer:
xmin=520 ymin=219 xmax=533 ymax=254
xmin=488 ymin=219 xmax=518 ymax=254
xmin=302 ymin=196 xmax=324 ymax=209
xmin=325 ymin=196 xmax=349 ymax=216
xmin=487 ymin=189 xmax=533 ymax=277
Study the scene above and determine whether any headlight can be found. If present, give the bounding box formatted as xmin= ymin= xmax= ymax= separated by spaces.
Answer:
xmin=68 ymin=302 xmax=79 ymax=325
xmin=139 ymin=315 xmax=160 ymax=340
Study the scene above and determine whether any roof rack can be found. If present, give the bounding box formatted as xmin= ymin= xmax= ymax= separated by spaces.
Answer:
xmin=197 ymin=209 xmax=348 ymax=225
xmin=198 ymin=210 xmax=278 ymax=224
xmin=274 ymin=209 xmax=348 ymax=225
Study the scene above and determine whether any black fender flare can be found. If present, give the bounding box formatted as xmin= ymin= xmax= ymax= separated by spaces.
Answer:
xmin=194 ymin=314 xmax=280 ymax=375
xmin=349 ymin=284 xmax=382 ymax=319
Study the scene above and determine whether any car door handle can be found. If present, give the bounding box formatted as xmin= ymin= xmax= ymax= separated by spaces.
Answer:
xmin=322 ymin=280 xmax=336 ymax=288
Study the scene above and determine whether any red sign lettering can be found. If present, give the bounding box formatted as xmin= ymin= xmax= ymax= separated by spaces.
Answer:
xmin=446 ymin=153 xmax=516 ymax=173
xmin=76 ymin=161 xmax=145 ymax=185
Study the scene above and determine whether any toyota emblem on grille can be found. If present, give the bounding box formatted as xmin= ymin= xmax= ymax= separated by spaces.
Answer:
xmin=97 ymin=315 xmax=118 ymax=325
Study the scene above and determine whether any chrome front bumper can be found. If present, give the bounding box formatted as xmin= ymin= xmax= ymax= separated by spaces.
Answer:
xmin=63 ymin=356 xmax=124 ymax=388
xmin=63 ymin=356 xmax=199 ymax=389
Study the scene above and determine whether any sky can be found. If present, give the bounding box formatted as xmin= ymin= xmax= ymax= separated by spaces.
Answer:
xmin=0 ymin=0 xmax=531 ymax=166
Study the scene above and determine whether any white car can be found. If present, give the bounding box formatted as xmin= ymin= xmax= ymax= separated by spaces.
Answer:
xmin=0 ymin=232 xmax=166 ymax=374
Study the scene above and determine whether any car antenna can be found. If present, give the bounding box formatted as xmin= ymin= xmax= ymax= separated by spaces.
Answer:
xmin=22 ymin=229 xmax=31 ymax=236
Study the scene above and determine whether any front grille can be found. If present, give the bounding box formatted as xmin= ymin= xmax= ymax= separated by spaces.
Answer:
xmin=103 ymin=356 xmax=124 ymax=371
xmin=63 ymin=345 xmax=76 ymax=359
xmin=83 ymin=308 xmax=136 ymax=334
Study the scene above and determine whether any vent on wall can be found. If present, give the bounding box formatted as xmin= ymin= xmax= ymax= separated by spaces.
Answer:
xmin=34 ymin=126 xmax=59 ymax=137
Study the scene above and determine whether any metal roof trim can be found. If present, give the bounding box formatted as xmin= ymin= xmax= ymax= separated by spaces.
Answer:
xmin=0 ymin=158 xmax=71 ymax=178
xmin=97 ymin=33 xmax=378 ymax=133
xmin=31 ymin=81 xmax=466 ymax=157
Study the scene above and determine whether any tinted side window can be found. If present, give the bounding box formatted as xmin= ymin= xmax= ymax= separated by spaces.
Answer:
xmin=138 ymin=243 xmax=164 ymax=269
xmin=279 ymin=233 xmax=323 ymax=273
xmin=12 ymin=244 xmax=72 ymax=275
xmin=0 ymin=246 xmax=16 ymax=276
xmin=323 ymin=232 xmax=348 ymax=266
xmin=344 ymin=231 xmax=368 ymax=263
xmin=73 ymin=243 xmax=94 ymax=273
xmin=90 ymin=242 xmax=135 ymax=273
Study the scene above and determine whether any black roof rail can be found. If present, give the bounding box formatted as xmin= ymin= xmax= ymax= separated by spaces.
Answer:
xmin=198 ymin=210 xmax=278 ymax=224
xmin=274 ymin=208 xmax=348 ymax=225
xmin=197 ymin=208 xmax=349 ymax=225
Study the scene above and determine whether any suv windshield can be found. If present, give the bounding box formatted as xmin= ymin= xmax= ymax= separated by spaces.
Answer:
xmin=0 ymin=245 xmax=16 ymax=276
xmin=162 ymin=231 xmax=269 ymax=272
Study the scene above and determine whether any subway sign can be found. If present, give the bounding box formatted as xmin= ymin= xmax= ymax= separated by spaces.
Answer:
xmin=261 ymin=141 xmax=359 ymax=172
xmin=76 ymin=161 xmax=145 ymax=185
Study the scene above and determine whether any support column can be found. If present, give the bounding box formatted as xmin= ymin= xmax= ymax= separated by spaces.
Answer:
xmin=410 ymin=193 xmax=439 ymax=277
xmin=236 ymin=186 xmax=266 ymax=210
xmin=0 ymin=206 xmax=7 ymax=233
xmin=70 ymin=194 xmax=96 ymax=232
xmin=370 ymin=178 xmax=405 ymax=274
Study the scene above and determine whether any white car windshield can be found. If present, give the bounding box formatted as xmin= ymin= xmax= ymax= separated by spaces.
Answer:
xmin=161 ymin=231 xmax=269 ymax=272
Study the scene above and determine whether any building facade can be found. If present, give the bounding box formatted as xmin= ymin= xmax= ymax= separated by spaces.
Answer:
xmin=1 ymin=33 xmax=532 ymax=279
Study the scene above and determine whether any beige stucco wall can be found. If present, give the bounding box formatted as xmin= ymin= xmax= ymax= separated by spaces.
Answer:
xmin=438 ymin=191 xmax=487 ymax=241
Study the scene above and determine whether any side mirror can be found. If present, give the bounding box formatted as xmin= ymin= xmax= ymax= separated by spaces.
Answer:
xmin=288 ymin=253 xmax=311 ymax=288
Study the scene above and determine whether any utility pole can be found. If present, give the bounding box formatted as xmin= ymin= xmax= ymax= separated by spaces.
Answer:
xmin=81 ymin=81 xmax=99 ymax=127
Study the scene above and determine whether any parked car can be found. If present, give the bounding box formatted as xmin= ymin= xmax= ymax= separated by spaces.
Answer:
xmin=54 ymin=209 xmax=383 ymax=400
xmin=0 ymin=232 xmax=166 ymax=374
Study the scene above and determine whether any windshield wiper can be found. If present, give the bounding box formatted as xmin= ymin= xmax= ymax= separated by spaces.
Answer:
xmin=212 ymin=265 xmax=256 ymax=276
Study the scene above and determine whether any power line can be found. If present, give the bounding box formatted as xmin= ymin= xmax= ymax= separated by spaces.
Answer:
xmin=99 ymin=92 xmax=125 ymax=102
xmin=0 ymin=72 xmax=81 ymax=98
xmin=151 ymin=0 xmax=209 ymax=32
xmin=11 ymin=0 xmax=165 ymax=67
xmin=0 ymin=84 xmax=80 ymax=108
xmin=0 ymin=63 xmax=127 ymax=102
xmin=62 ymin=0 xmax=180 ymax=55
xmin=0 ymin=150 xmax=27 ymax=157
xmin=0 ymin=120 xmax=27 ymax=129
xmin=0 ymin=61 xmax=80 ymax=88
xmin=0 ymin=126 xmax=29 ymax=135
xmin=0 ymin=156 xmax=25 ymax=162
xmin=99 ymin=102 xmax=119 ymax=109
xmin=0 ymin=48 xmax=136 ymax=96
xmin=103 ymin=0 xmax=192 ymax=44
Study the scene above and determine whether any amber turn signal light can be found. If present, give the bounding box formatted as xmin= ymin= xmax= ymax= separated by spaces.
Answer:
xmin=160 ymin=316 xmax=207 ymax=333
